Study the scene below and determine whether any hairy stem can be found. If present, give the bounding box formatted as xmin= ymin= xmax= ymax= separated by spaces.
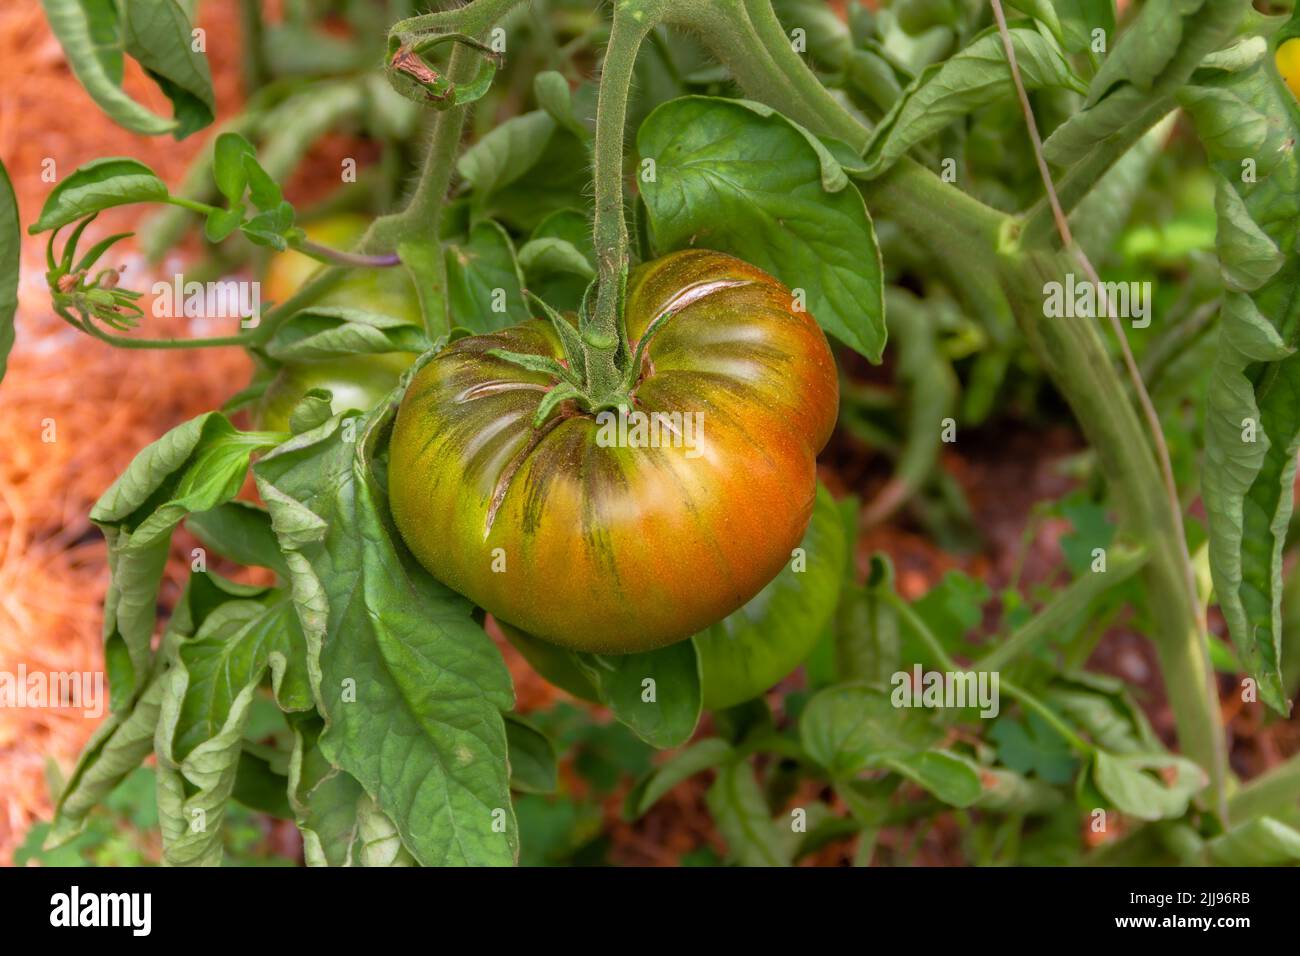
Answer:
xmin=988 ymin=0 xmax=1225 ymax=817
xmin=1001 ymin=252 xmax=1228 ymax=814
xmin=586 ymin=1 xmax=657 ymax=400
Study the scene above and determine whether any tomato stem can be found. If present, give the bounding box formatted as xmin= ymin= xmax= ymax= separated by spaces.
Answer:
xmin=587 ymin=1 xmax=659 ymax=402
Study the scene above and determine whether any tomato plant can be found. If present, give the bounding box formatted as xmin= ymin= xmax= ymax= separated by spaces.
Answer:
xmin=4 ymin=0 xmax=1300 ymax=874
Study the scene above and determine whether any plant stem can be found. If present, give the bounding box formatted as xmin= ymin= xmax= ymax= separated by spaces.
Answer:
xmin=1000 ymin=251 xmax=1228 ymax=815
xmin=390 ymin=0 xmax=528 ymax=39
xmin=294 ymin=239 xmax=401 ymax=269
xmin=1228 ymin=751 xmax=1300 ymax=824
xmin=586 ymin=1 xmax=657 ymax=400
xmin=883 ymin=589 xmax=1093 ymax=754
xmin=1000 ymin=679 xmax=1094 ymax=755
xmin=979 ymin=542 xmax=1148 ymax=673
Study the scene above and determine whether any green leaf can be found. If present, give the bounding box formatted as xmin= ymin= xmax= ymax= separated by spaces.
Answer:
xmin=1205 ymin=816 xmax=1300 ymax=866
xmin=505 ymin=714 xmax=558 ymax=794
xmin=497 ymin=619 xmax=600 ymax=702
xmin=861 ymin=25 xmax=1086 ymax=178
xmin=353 ymin=794 xmax=417 ymax=866
xmin=163 ymin=595 xmax=312 ymax=763
xmin=91 ymin=413 xmax=269 ymax=709
xmin=185 ymin=501 xmax=290 ymax=578
xmin=1188 ymin=50 xmax=1300 ymax=713
xmin=212 ymin=131 xmax=254 ymax=204
xmin=120 ymin=0 xmax=215 ymax=139
xmin=287 ymin=390 xmax=336 ymax=435
xmin=253 ymin=408 xmax=518 ymax=866
xmin=240 ymin=200 xmax=295 ymax=250
xmin=243 ymin=154 xmax=283 ymax=211
xmin=265 ymin=266 xmax=427 ymax=361
xmin=1046 ymin=672 xmax=1163 ymax=755
xmin=47 ymin=678 xmax=163 ymax=848
xmin=522 ymin=209 xmax=596 ymax=312
xmin=458 ymin=110 xmax=559 ymax=198
xmin=232 ymin=747 xmax=293 ymax=819
xmin=155 ymin=678 xmax=258 ymax=866
xmin=706 ymin=759 xmax=790 ymax=866
xmin=40 ymin=0 xmax=176 ymax=136
xmin=624 ymin=738 xmax=734 ymax=819
xmin=1043 ymin=0 xmax=1250 ymax=165
xmin=694 ymin=483 xmax=846 ymax=710
xmin=800 ymin=683 xmax=939 ymax=776
xmin=884 ymin=750 xmax=982 ymax=807
xmin=518 ymin=237 xmax=596 ymax=282
xmin=816 ymin=551 xmax=900 ymax=687
xmin=203 ymin=206 xmax=242 ymax=243
xmin=1090 ymin=751 xmax=1207 ymax=821
xmin=30 ymin=157 xmax=168 ymax=233
xmin=0 ymin=160 xmax=17 ymax=385
xmin=288 ymin=714 xmax=364 ymax=867
xmin=989 ymin=712 xmax=1077 ymax=784
xmin=444 ymin=220 xmax=530 ymax=334
xmin=534 ymin=70 xmax=590 ymax=140
xmin=573 ymin=640 xmax=703 ymax=750
xmin=638 ymin=96 xmax=886 ymax=361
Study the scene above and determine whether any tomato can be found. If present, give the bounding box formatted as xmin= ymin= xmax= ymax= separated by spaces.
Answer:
xmin=694 ymin=483 xmax=845 ymax=710
xmin=388 ymin=249 xmax=839 ymax=653
xmin=257 ymin=352 xmax=416 ymax=433
xmin=255 ymin=215 xmax=421 ymax=431
xmin=261 ymin=214 xmax=369 ymax=304
xmin=498 ymin=483 xmax=846 ymax=709
xmin=1278 ymin=38 xmax=1300 ymax=101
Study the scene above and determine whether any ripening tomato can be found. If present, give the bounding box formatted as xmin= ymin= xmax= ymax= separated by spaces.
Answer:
xmin=388 ymin=249 xmax=839 ymax=653
xmin=1278 ymin=38 xmax=1300 ymax=101
xmin=255 ymin=215 xmax=421 ymax=432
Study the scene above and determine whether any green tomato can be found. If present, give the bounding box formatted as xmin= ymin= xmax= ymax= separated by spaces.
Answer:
xmin=257 ymin=353 xmax=416 ymax=433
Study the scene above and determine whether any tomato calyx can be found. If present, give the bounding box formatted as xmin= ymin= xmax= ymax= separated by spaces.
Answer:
xmin=490 ymin=268 xmax=759 ymax=429
xmin=489 ymin=284 xmax=642 ymax=427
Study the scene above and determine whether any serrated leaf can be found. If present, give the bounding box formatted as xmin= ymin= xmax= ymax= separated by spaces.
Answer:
xmin=1090 ymin=751 xmax=1207 ymax=821
xmin=861 ymin=25 xmax=1085 ymax=178
xmin=91 ymin=413 xmax=270 ymax=709
xmin=800 ymin=683 xmax=939 ymax=776
xmin=254 ymin=409 xmax=518 ymax=866
xmin=1189 ymin=51 xmax=1300 ymax=713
